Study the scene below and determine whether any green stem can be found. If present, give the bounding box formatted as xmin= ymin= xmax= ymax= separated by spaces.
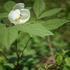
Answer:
xmin=47 ymin=36 xmax=54 ymax=56
xmin=0 ymin=51 xmax=16 ymax=67
xmin=14 ymin=38 xmax=31 ymax=70
xmin=19 ymin=37 xmax=31 ymax=58
xmin=15 ymin=40 xmax=19 ymax=70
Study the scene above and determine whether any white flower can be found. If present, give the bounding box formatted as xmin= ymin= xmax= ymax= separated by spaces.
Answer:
xmin=8 ymin=3 xmax=30 ymax=25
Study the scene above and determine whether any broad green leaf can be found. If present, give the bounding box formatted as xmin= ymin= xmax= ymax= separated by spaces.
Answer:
xmin=56 ymin=54 xmax=63 ymax=65
xmin=0 ymin=27 xmax=18 ymax=48
xmin=42 ymin=19 xmax=69 ymax=30
xmin=65 ymin=57 xmax=70 ymax=67
xmin=39 ymin=8 xmax=62 ymax=18
xmin=0 ymin=12 xmax=8 ymax=18
xmin=15 ymin=23 xmax=53 ymax=37
xmin=33 ymin=0 xmax=45 ymax=18
xmin=4 ymin=1 xmax=16 ymax=12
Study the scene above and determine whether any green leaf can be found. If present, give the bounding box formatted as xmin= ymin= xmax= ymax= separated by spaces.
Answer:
xmin=65 ymin=57 xmax=70 ymax=67
xmin=42 ymin=19 xmax=69 ymax=30
xmin=15 ymin=23 xmax=53 ymax=37
xmin=62 ymin=66 xmax=69 ymax=70
xmin=38 ymin=67 xmax=46 ymax=70
xmin=0 ymin=12 xmax=8 ymax=18
xmin=56 ymin=54 xmax=63 ymax=65
xmin=4 ymin=1 xmax=16 ymax=12
xmin=39 ymin=8 xmax=62 ymax=18
xmin=22 ymin=67 xmax=29 ymax=70
xmin=33 ymin=0 xmax=45 ymax=18
xmin=47 ymin=64 xmax=53 ymax=68
xmin=4 ymin=63 xmax=14 ymax=69
xmin=24 ymin=49 xmax=36 ymax=56
xmin=0 ymin=27 xmax=18 ymax=48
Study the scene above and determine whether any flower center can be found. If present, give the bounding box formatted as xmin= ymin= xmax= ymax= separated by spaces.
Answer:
xmin=14 ymin=14 xmax=22 ymax=22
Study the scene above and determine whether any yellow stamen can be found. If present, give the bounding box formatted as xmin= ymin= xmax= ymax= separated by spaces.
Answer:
xmin=14 ymin=14 xmax=22 ymax=22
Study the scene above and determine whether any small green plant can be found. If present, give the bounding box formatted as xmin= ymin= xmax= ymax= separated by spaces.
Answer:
xmin=56 ymin=50 xmax=70 ymax=70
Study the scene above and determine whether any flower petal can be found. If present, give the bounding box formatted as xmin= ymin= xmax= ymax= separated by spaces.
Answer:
xmin=13 ymin=9 xmax=20 ymax=20
xmin=8 ymin=10 xmax=14 ymax=23
xmin=8 ymin=3 xmax=30 ymax=25
xmin=13 ymin=3 xmax=24 ymax=10
xmin=8 ymin=9 xmax=21 ymax=23
xmin=20 ymin=9 xmax=30 ymax=23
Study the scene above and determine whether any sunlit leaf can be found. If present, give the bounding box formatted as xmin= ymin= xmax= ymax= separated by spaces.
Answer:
xmin=39 ymin=8 xmax=62 ymax=18
xmin=42 ymin=19 xmax=69 ymax=30
xmin=0 ymin=27 xmax=18 ymax=48
xmin=56 ymin=54 xmax=63 ymax=65
xmin=33 ymin=0 xmax=45 ymax=18
xmin=65 ymin=57 xmax=70 ymax=67
xmin=15 ymin=23 xmax=53 ymax=37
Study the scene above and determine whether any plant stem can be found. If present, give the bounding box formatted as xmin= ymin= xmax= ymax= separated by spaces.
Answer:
xmin=19 ymin=37 xmax=31 ymax=58
xmin=47 ymin=36 xmax=54 ymax=56
xmin=15 ymin=40 xmax=19 ymax=70
xmin=14 ymin=38 xmax=31 ymax=70
xmin=0 ymin=51 xmax=16 ymax=67
xmin=47 ymin=36 xmax=56 ymax=64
